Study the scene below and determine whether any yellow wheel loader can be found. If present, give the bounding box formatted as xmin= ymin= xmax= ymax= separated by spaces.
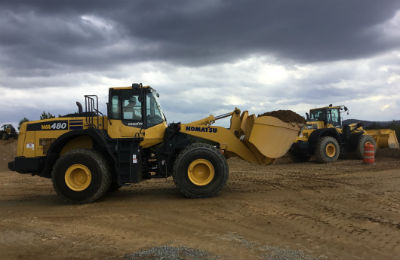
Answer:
xmin=8 ymin=83 xmax=303 ymax=203
xmin=290 ymin=105 xmax=399 ymax=163
xmin=0 ymin=124 xmax=18 ymax=140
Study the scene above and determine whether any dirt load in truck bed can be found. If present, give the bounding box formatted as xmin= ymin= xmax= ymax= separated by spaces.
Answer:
xmin=259 ymin=110 xmax=306 ymax=124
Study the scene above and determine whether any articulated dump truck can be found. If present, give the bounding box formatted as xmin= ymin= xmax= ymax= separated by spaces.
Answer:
xmin=9 ymin=84 xmax=303 ymax=203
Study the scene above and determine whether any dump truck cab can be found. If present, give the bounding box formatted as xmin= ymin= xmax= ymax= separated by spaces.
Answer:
xmin=9 ymin=83 xmax=303 ymax=203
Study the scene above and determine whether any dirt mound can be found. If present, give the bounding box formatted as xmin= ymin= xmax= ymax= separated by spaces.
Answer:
xmin=0 ymin=139 xmax=17 ymax=171
xmin=259 ymin=110 xmax=306 ymax=124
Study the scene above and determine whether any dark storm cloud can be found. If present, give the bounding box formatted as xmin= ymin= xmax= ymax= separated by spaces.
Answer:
xmin=1 ymin=0 xmax=399 ymax=80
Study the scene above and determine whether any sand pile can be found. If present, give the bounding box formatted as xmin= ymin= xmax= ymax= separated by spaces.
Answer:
xmin=259 ymin=110 xmax=306 ymax=124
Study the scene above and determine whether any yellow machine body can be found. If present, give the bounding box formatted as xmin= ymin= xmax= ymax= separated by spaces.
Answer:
xmin=9 ymin=83 xmax=304 ymax=203
xmin=294 ymin=103 xmax=399 ymax=148
xmin=290 ymin=104 xmax=399 ymax=163
xmin=17 ymin=116 xmax=167 ymax=158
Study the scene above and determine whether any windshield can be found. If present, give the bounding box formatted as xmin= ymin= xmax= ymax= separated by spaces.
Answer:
xmin=309 ymin=109 xmax=325 ymax=121
xmin=146 ymin=92 xmax=166 ymax=127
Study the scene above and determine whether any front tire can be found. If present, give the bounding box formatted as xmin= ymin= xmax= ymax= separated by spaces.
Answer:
xmin=51 ymin=149 xmax=111 ymax=203
xmin=173 ymin=143 xmax=228 ymax=198
xmin=315 ymin=136 xmax=340 ymax=163
xmin=355 ymin=135 xmax=376 ymax=159
xmin=289 ymin=145 xmax=311 ymax=163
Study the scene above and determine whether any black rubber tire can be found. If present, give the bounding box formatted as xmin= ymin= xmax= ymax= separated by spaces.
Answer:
xmin=108 ymin=182 xmax=122 ymax=193
xmin=51 ymin=149 xmax=111 ymax=203
xmin=315 ymin=136 xmax=340 ymax=163
xmin=289 ymin=150 xmax=311 ymax=163
xmin=173 ymin=143 xmax=229 ymax=198
xmin=355 ymin=135 xmax=377 ymax=159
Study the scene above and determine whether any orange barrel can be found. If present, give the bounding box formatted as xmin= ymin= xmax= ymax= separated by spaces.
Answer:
xmin=363 ymin=143 xmax=375 ymax=164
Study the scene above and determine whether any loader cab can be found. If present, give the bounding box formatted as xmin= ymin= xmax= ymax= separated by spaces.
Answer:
xmin=108 ymin=84 xmax=166 ymax=129
xmin=309 ymin=106 xmax=342 ymax=128
xmin=106 ymin=84 xmax=167 ymax=142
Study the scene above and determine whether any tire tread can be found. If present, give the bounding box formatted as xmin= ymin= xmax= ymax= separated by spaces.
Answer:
xmin=51 ymin=148 xmax=111 ymax=204
xmin=173 ymin=143 xmax=228 ymax=198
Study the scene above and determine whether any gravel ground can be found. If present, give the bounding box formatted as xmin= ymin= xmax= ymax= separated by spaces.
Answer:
xmin=126 ymin=244 xmax=313 ymax=260
xmin=126 ymin=245 xmax=218 ymax=260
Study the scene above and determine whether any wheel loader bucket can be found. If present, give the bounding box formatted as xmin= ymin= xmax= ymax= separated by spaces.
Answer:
xmin=246 ymin=116 xmax=302 ymax=158
xmin=365 ymin=129 xmax=400 ymax=149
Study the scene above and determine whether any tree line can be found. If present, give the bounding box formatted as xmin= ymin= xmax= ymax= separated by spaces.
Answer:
xmin=18 ymin=111 xmax=56 ymax=130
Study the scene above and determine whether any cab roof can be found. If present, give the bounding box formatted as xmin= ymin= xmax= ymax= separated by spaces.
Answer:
xmin=310 ymin=105 xmax=344 ymax=111
xmin=111 ymin=85 xmax=152 ymax=90
xmin=109 ymin=84 xmax=159 ymax=97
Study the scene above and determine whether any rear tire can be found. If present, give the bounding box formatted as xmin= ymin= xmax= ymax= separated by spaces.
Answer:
xmin=173 ymin=143 xmax=228 ymax=198
xmin=108 ymin=182 xmax=122 ymax=192
xmin=51 ymin=149 xmax=111 ymax=203
xmin=315 ymin=136 xmax=340 ymax=163
xmin=355 ymin=135 xmax=376 ymax=159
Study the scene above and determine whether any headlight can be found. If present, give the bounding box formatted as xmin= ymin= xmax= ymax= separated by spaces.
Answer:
xmin=306 ymin=124 xmax=317 ymax=129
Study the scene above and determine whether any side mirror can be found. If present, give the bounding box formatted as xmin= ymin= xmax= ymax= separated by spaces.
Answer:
xmin=306 ymin=112 xmax=310 ymax=120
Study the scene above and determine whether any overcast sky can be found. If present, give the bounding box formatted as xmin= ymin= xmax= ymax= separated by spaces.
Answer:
xmin=1 ymin=0 xmax=400 ymax=127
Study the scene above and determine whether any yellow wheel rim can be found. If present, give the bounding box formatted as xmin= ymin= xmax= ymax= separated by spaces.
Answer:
xmin=188 ymin=159 xmax=215 ymax=186
xmin=64 ymin=164 xmax=92 ymax=191
xmin=325 ymin=143 xmax=336 ymax=158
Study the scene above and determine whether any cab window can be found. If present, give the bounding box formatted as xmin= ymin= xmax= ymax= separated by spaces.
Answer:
xmin=329 ymin=109 xmax=340 ymax=127
xmin=122 ymin=95 xmax=142 ymax=121
xmin=111 ymin=95 xmax=120 ymax=118
xmin=146 ymin=93 xmax=165 ymax=127
xmin=109 ymin=92 xmax=142 ymax=123
xmin=310 ymin=109 xmax=325 ymax=121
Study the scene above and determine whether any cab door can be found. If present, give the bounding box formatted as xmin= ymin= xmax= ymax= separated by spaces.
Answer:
xmin=107 ymin=90 xmax=144 ymax=139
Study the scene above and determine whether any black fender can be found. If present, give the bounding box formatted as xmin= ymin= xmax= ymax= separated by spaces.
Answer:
xmin=41 ymin=129 xmax=117 ymax=178
xmin=308 ymin=128 xmax=341 ymax=154
xmin=347 ymin=132 xmax=364 ymax=152
xmin=157 ymin=123 xmax=192 ymax=176
xmin=290 ymin=140 xmax=310 ymax=156
xmin=157 ymin=123 xmax=222 ymax=176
